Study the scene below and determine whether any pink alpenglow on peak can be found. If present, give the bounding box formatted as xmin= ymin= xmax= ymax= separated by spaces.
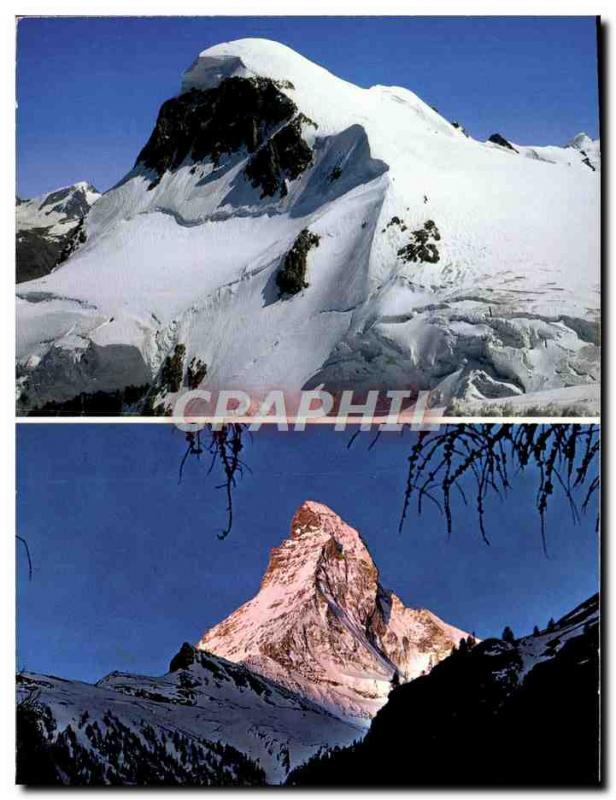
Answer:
xmin=197 ymin=501 xmax=470 ymax=723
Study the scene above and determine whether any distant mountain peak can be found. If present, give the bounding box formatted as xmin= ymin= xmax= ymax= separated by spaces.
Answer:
xmin=198 ymin=501 xmax=468 ymax=722
xmin=16 ymin=181 xmax=101 ymax=283
xmin=568 ymin=131 xmax=595 ymax=149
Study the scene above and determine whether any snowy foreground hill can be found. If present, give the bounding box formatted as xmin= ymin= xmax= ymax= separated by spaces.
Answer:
xmin=17 ymin=501 xmax=466 ymax=785
xmin=16 ymin=39 xmax=600 ymax=414
xmin=17 ymin=649 xmax=361 ymax=785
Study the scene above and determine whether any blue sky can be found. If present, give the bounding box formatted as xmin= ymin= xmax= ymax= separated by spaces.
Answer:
xmin=17 ymin=424 xmax=598 ymax=684
xmin=16 ymin=16 xmax=600 ymax=198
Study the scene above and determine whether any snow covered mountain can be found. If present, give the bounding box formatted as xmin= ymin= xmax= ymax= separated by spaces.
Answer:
xmin=16 ymin=182 xmax=100 ymax=283
xmin=288 ymin=593 xmax=600 ymax=786
xmin=15 ymin=39 xmax=600 ymax=414
xmin=17 ymin=646 xmax=361 ymax=785
xmin=198 ymin=500 xmax=468 ymax=722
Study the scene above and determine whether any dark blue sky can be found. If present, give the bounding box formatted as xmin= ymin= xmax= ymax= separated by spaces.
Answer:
xmin=17 ymin=424 xmax=598 ymax=684
xmin=16 ymin=16 xmax=599 ymax=198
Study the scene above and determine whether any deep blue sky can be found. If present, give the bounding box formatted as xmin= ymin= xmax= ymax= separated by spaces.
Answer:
xmin=16 ymin=16 xmax=599 ymax=198
xmin=17 ymin=424 xmax=598 ymax=684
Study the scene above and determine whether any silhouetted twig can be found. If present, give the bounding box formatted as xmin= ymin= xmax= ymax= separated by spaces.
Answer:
xmin=17 ymin=535 xmax=32 ymax=581
xmin=179 ymin=425 xmax=248 ymax=539
xmin=397 ymin=424 xmax=600 ymax=553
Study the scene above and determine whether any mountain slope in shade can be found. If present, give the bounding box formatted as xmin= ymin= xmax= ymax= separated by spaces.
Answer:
xmin=17 ymin=647 xmax=361 ymax=785
xmin=288 ymin=593 xmax=600 ymax=786
xmin=16 ymin=183 xmax=100 ymax=283
xmin=16 ymin=39 xmax=599 ymax=414
xmin=199 ymin=500 xmax=469 ymax=722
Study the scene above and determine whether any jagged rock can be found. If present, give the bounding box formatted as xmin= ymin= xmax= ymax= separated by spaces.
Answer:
xmin=137 ymin=76 xmax=308 ymax=193
xmin=57 ymin=219 xmax=87 ymax=264
xmin=328 ymin=165 xmax=343 ymax=182
xmin=451 ymin=120 xmax=469 ymax=136
xmin=16 ymin=229 xmax=65 ymax=283
xmin=245 ymin=117 xmax=313 ymax=197
xmin=187 ymin=357 xmax=207 ymax=389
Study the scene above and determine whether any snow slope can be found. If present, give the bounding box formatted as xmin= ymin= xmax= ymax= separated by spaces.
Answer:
xmin=199 ymin=500 xmax=468 ymax=723
xmin=17 ymin=647 xmax=361 ymax=785
xmin=16 ymin=39 xmax=600 ymax=413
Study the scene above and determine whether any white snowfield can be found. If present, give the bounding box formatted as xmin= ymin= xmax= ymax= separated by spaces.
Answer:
xmin=15 ymin=39 xmax=600 ymax=412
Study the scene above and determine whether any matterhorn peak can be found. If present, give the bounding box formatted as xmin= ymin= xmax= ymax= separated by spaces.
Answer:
xmin=259 ymin=500 xmax=376 ymax=600
xmin=290 ymin=500 xmax=370 ymax=550
xmin=291 ymin=499 xmax=345 ymax=533
xmin=198 ymin=501 xmax=469 ymax=722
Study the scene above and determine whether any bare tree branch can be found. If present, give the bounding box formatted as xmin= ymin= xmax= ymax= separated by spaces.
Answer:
xmin=17 ymin=535 xmax=33 ymax=581
xmin=396 ymin=423 xmax=600 ymax=552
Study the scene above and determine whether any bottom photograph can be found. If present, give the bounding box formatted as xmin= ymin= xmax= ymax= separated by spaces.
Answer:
xmin=16 ymin=423 xmax=600 ymax=787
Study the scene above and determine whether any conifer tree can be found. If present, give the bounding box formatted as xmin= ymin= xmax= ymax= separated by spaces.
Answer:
xmin=502 ymin=625 xmax=515 ymax=643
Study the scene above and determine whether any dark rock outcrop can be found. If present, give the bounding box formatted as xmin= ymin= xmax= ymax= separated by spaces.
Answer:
xmin=488 ymin=132 xmax=518 ymax=152
xmin=276 ymin=229 xmax=320 ymax=296
xmin=397 ymin=220 xmax=441 ymax=264
xmin=169 ymin=642 xmax=197 ymax=672
xmin=16 ymin=228 xmax=66 ymax=283
xmin=245 ymin=117 xmax=313 ymax=197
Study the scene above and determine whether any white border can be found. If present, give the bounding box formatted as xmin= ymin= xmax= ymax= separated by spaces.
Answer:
xmin=2 ymin=4 xmax=610 ymax=798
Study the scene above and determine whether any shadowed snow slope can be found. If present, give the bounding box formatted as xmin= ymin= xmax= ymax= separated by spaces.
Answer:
xmin=16 ymin=39 xmax=600 ymax=413
xmin=198 ymin=500 xmax=468 ymax=723
xmin=17 ymin=647 xmax=362 ymax=785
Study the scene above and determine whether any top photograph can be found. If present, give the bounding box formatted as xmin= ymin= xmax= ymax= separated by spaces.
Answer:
xmin=15 ymin=16 xmax=601 ymax=419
